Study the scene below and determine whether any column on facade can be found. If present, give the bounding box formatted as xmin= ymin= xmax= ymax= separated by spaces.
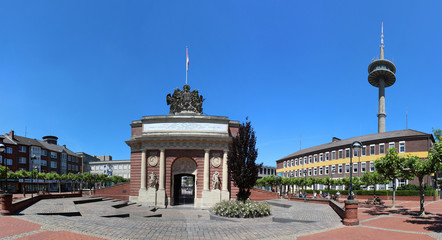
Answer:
xmin=159 ymin=149 xmax=165 ymax=190
xmin=222 ymin=150 xmax=228 ymax=191
xmin=140 ymin=150 xmax=147 ymax=190
xmin=204 ymin=149 xmax=210 ymax=191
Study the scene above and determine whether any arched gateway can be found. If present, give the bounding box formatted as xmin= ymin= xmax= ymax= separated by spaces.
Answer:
xmin=126 ymin=84 xmax=239 ymax=208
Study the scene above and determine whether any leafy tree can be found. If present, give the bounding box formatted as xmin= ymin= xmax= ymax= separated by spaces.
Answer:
xmin=0 ymin=165 xmax=8 ymax=192
xmin=323 ymin=177 xmax=335 ymax=195
xmin=375 ymin=148 xmax=412 ymax=208
xmin=37 ymin=172 xmax=47 ymax=194
xmin=228 ymin=120 xmax=261 ymax=202
xmin=15 ymin=170 xmax=29 ymax=197
xmin=404 ymin=154 xmax=442 ymax=216
xmin=360 ymin=171 xmax=389 ymax=198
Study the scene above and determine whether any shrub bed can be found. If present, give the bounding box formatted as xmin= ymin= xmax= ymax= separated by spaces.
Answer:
xmin=212 ymin=200 xmax=271 ymax=218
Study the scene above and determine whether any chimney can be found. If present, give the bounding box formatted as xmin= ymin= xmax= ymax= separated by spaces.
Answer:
xmin=9 ymin=130 xmax=15 ymax=139
xmin=332 ymin=137 xmax=341 ymax=142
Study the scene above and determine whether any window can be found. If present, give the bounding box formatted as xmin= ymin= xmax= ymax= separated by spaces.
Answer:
xmin=41 ymin=160 xmax=47 ymax=166
xmin=19 ymin=157 xmax=26 ymax=164
xmin=68 ymin=164 xmax=71 ymax=171
xmin=325 ymin=152 xmax=329 ymax=161
xmin=118 ymin=165 xmax=122 ymax=170
xmin=370 ymin=161 xmax=374 ymax=172
xmin=313 ymin=167 xmax=317 ymax=175
xmin=68 ymin=155 xmax=72 ymax=161
xmin=0 ymin=155 xmax=2 ymax=164
xmin=345 ymin=163 xmax=350 ymax=173
xmin=283 ymin=161 xmax=286 ymax=168
xmin=309 ymin=156 xmax=312 ymax=163
xmin=362 ymin=146 xmax=366 ymax=156
xmin=19 ymin=146 xmax=27 ymax=153
xmin=304 ymin=157 xmax=307 ymax=164
xmin=290 ymin=170 xmax=293 ymax=177
xmin=41 ymin=150 xmax=47 ymax=156
xmin=295 ymin=158 xmax=298 ymax=166
xmin=379 ymin=144 xmax=385 ymax=154
xmin=6 ymin=159 xmax=13 ymax=165
xmin=353 ymin=163 xmax=358 ymax=173
xmin=51 ymin=161 xmax=57 ymax=168
xmin=325 ymin=166 xmax=329 ymax=175
xmin=332 ymin=151 xmax=336 ymax=160
xmin=332 ymin=165 xmax=336 ymax=174
xmin=361 ymin=162 xmax=366 ymax=172
xmin=314 ymin=155 xmax=317 ymax=163
xmin=399 ymin=141 xmax=405 ymax=153
xmin=338 ymin=150 xmax=343 ymax=159
xmin=319 ymin=167 xmax=323 ymax=175
xmin=345 ymin=148 xmax=350 ymax=158
xmin=370 ymin=145 xmax=375 ymax=155
xmin=62 ymin=153 xmax=67 ymax=160
xmin=338 ymin=164 xmax=343 ymax=174
xmin=295 ymin=170 xmax=298 ymax=177
xmin=291 ymin=159 xmax=293 ymax=167
xmin=389 ymin=142 xmax=395 ymax=150
xmin=353 ymin=148 xmax=358 ymax=157
xmin=6 ymin=147 xmax=13 ymax=154
xmin=319 ymin=153 xmax=323 ymax=162
xmin=124 ymin=165 xmax=128 ymax=170
xmin=51 ymin=152 xmax=57 ymax=158
xmin=308 ymin=168 xmax=312 ymax=176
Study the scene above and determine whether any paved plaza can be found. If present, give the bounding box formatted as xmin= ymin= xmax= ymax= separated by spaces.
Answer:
xmin=1 ymin=197 xmax=442 ymax=239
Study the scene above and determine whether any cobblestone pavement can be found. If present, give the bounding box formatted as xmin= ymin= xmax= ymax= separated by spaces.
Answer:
xmin=3 ymin=197 xmax=343 ymax=240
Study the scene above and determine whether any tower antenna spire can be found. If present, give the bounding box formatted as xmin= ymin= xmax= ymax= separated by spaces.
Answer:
xmin=186 ymin=46 xmax=189 ymax=85
xmin=380 ymin=22 xmax=384 ymax=59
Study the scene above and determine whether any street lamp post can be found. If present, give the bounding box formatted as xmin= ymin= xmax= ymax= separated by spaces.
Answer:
xmin=31 ymin=155 xmax=37 ymax=198
xmin=349 ymin=141 xmax=363 ymax=200
xmin=0 ymin=144 xmax=6 ymax=193
xmin=304 ymin=169 xmax=307 ymax=201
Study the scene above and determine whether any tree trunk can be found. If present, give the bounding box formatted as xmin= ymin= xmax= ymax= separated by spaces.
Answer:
xmin=419 ymin=177 xmax=425 ymax=216
xmin=373 ymin=183 xmax=376 ymax=199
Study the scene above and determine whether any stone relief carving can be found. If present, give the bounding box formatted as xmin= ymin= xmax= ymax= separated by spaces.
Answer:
xmin=149 ymin=171 xmax=157 ymax=188
xmin=148 ymin=155 xmax=159 ymax=167
xmin=212 ymin=172 xmax=220 ymax=190
xmin=166 ymin=85 xmax=205 ymax=114
xmin=172 ymin=158 xmax=197 ymax=175
xmin=211 ymin=153 xmax=221 ymax=168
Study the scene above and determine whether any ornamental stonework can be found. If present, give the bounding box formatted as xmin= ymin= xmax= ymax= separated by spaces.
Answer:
xmin=148 ymin=153 xmax=159 ymax=167
xmin=211 ymin=153 xmax=221 ymax=168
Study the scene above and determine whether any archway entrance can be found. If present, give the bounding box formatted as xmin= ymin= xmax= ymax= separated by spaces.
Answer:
xmin=171 ymin=157 xmax=197 ymax=205
xmin=174 ymin=174 xmax=195 ymax=205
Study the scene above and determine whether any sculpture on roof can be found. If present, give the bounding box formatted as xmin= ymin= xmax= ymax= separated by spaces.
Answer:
xmin=167 ymin=85 xmax=205 ymax=114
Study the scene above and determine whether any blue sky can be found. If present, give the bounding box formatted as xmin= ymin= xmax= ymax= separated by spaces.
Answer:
xmin=1 ymin=1 xmax=441 ymax=167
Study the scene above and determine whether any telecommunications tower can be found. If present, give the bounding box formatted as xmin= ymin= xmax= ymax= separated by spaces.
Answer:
xmin=368 ymin=22 xmax=396 ymax=133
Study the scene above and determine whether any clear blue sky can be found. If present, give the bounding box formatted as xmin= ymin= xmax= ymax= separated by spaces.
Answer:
xmin=1 ymin=1 xmax=441 ymax=167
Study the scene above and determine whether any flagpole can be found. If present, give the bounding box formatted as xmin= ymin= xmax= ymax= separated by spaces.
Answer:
xmin=186 ymin=46 xmax=188 ymax=85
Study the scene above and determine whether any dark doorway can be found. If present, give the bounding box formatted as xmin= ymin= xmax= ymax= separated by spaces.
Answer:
xmin=174 ymin=174 xmax=195 ymax=205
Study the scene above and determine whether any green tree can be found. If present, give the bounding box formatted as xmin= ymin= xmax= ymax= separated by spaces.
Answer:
xmin=15 ymin=170 xmax=29 ymax=197
xmin=0 ymin=165 xmax=9 ymax=192
xmin=404 ymin=155 xmax=441 ymax=216
xmin=375 ymin=148 xmax=412 ymax=208
xmin=360 ymin=171 xmax=389 ymax=198
xmin=323 ymin=177 xmax=335 ymax=195
xmin=227 ymin=120 xmax=261 ymax=202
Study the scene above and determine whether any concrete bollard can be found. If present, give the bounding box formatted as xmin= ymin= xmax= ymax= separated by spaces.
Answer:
xmin=0 ymin=194 xmax=13 ymax=215
xmin=343 ymin=200 xmax=359 ymax=226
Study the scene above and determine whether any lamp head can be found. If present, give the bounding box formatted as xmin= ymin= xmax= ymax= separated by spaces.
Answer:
xmin=352 ymin=141 xmax=363 ymax=149
xmin=0 ymin=144 xmax=5 ymax=153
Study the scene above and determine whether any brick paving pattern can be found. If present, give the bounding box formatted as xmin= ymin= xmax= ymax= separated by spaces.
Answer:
xmin=2 ymin=196 xmax=442 ymax=239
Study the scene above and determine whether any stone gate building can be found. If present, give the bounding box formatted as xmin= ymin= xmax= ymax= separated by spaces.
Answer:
xmin=126 ymin=84 xmax=239 ymax=208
